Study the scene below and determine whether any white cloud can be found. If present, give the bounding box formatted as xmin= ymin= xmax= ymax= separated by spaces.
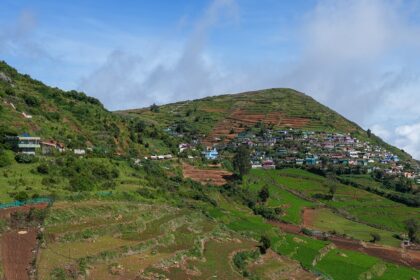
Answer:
xmin=395 ymin=122 xmax=420 ymax=159
xmin=278 ymin=0 xmax=420 ymax=159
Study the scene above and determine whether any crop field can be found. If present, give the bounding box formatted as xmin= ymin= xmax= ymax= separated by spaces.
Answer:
xmin=270 ymin=168 xmax=420 ymax=232
xmin=304 ymin=208 xmax=401 ymax=247
xmin=182 ymin=163 xmax=233 ymax=186
xmin=246 ymin=250 xmax=316 ymax=280
xmin=204 ymin=190 xmax=420 ymax=279
xmin=36 ymin=200 xmax=262 ymax=279
xmin=316 ymin=248 xmax=420 ymax=280
xmin=244 ymin=171 xmax=317 ymax=224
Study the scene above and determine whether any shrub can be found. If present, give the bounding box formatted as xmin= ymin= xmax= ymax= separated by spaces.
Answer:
xmin=37 ymin=163 xmax=49 ymax=174
xmin=14 ymin=191 xmax=29 ymax=201
xmin=259 ymin=235 xmax=271 ymax=254
xmin=24 ymin=95 xmax=40 ymax=107
xmin=0 ymin=149 xmax=12 ymax=167
xmin=15 ymin=153 xmax=37 ymax=164
xmin=370 ymin=233 xmax=381 ymax=243
xmin=69 ymin=176 xmax=95 ymax=192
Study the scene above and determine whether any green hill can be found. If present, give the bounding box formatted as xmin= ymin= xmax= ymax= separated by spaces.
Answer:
xmin=119 ymin=88 xmax=413 ymax=161
xmin=0 ymin=61 xmax=419 ymax=279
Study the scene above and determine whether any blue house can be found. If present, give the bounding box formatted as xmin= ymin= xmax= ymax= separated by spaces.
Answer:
xmin=305 ymin=155 xmax=319 ymax=165
xmin=203 ymin=148 xmax=218 ymax=160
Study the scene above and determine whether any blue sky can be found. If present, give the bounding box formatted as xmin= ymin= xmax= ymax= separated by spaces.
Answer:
xmin=1 ymin=0 xmax=420 ymax=159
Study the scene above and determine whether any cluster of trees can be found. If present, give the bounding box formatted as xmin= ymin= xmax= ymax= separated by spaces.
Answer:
xmin=36 ymin=156 xmax=120 ymax=192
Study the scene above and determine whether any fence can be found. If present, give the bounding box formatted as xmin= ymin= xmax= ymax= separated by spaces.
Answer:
xmin=0 ymin=197 xmax=53 ymax=209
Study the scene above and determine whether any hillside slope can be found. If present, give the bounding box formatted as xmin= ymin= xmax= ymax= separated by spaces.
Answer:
xmin=0 ymin=61 xmax=135 ymax=155
xmin=119 ymin=88 xmax=414 ymax=161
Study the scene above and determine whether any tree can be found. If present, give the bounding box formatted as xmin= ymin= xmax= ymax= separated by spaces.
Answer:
xmin=328 ymin=183 xmax=338 ymax=200
xmin=370 ymin=232 xmax=381 ymax=243
xmin=405 ymin=219 xmax=419 ymax=243
xmin=259 ymin=235 xmax=271 ymax=254
xmin=24 ymin=95 xmax=40 ymax=107
xmin=150 ymin=103 xmax=160 ymax=113
xmin=233 ymin=145 xmax=251 ymax=178
xmin=258 ymin=186 xmax=270 ymax=203
xmin=367 ymin=129 xmax=372 ymax=138
xmin=326 ymin=175 xmax=338 ymax=200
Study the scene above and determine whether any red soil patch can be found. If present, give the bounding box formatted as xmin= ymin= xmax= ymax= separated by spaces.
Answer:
xmin=270 ymin=219 xmax=420 ymax=269
xmin=182 ymin=163 xmax=232 ymax=186
xmin=302 ymin=207 xmax=316 ymax=228
xmin=202 ymin=109 xmax=311 ymax=146
xmin=1 ymin=229 xmax=37 ymax=280
xmin=0 ymin=203 xmax=48 ymax=219
xmin=0 ymin=203 xmax=48 ymax=280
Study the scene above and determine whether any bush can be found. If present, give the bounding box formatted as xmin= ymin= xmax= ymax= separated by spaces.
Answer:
xmin=252 ymin=205 xmax=278 ymax=220
xmin=37 ymin=163 xmax=49 ymax=174
xmin=69 ymin=176 xmax=96 ymax=192
xmin=24 ymin=95 xmax=40 ymax=107
xmin=14 ymin=191 xmax=29 ymax=201
xmin=0 ymin=149 xmax=12 ymax=167
xmin=259 ymin=236 xmax=271 ymax=254
xmin=15 ymin=153 xmax=37 ymax=164
xmin=370 ymin=233 xmax=381 ymax=243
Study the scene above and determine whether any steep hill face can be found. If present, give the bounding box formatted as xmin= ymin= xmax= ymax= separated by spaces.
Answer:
xmin=119 ymin=88 xmax=413 ymax=161
xmin=0 ymin=61 xmax=136 ymax=155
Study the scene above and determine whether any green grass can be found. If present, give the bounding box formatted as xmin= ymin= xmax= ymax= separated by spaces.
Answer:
xmin=309 ymin=208 xmax=400 ymax=247
xmin=315 ymin=249 xmax=420 ymax=280
xmin=270 ymin=168 xmax=420 ymax=232
xmin=245 ymin=169 xmax=317 ymax=224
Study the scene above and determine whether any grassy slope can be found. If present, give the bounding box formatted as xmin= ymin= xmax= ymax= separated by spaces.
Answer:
xmin=272 ymin=168 xmax=420 ymax=232
xmin=0 ymin=61 xmax=135 ymax=154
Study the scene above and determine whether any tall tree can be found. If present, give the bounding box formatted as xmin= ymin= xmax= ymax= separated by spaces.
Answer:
xmin=367 ymin=128 xmax=372 ymax=138
xmin=233 ymin=145 xmax=251 ymax=178
xmin=258 ymin=186 xmax=270 ymax=203
xmin=405 ymin=219 xmax=419 ymax=243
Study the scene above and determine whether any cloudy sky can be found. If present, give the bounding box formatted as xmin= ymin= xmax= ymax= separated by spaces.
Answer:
xmin=1 ymin=0 xmax=420 ymax=159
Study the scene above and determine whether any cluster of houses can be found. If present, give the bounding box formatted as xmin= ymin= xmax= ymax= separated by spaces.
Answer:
xmin=227 ymin=129 xmax=419 ymax=177
xmin=6 ymin=134 xmax=86 ymax=156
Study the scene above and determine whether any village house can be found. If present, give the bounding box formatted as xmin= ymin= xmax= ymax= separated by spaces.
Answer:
xmin=74 ymin=149 xmax=86 ymax=155
xmin=40 ymin=140 xmax=65 ymax=155
xmin=203 ymin=148 xmax=218 ymax=160
xmin=8 ymin=134 xmax=41 ymax=155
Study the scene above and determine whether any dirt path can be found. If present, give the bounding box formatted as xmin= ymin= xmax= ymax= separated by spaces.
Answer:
xmin=1 ymin=229 xmax=37 ymax=280
xmin=270 ymin=221 xmax=420 ymax=269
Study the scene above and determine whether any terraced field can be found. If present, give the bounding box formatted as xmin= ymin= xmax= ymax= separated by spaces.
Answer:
xmin=36 ymin=200 xmax=259 ymax=279
xmin=270 ymin=169 xmax=420 ymax=233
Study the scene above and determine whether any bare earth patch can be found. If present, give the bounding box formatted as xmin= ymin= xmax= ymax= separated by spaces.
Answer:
xmin=182 ymin=163 xmax=233 ymax=186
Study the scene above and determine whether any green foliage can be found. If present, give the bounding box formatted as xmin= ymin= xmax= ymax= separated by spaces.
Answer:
xmin=150 ymin=103 xmax=160 ymax=112
xmin=258 ymin=186 xmax=270 ymax=203
xmin=37 ymin=163 xmax=49 ymax=174
xmin=14 ymin=191 xmax=29 ymax=201
xmin=233 ymin=145 xmax=251 ymax=178
xmin=15 ymin=153 xmax=37 ymax=164
xmin=24 ymin=95 xmax=40 ymax=107
xmin=69 ymin=176 xmax=96 ymax=192
xmin=259 ymin=235 xmax=271 ymax=254
xmin=405 ymin=218 xmax=419 ymax=242
xmin=370 ymin=232 xmax=381 ymax=243
xmin=0 ymin=149 xmax=12 ymax=167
